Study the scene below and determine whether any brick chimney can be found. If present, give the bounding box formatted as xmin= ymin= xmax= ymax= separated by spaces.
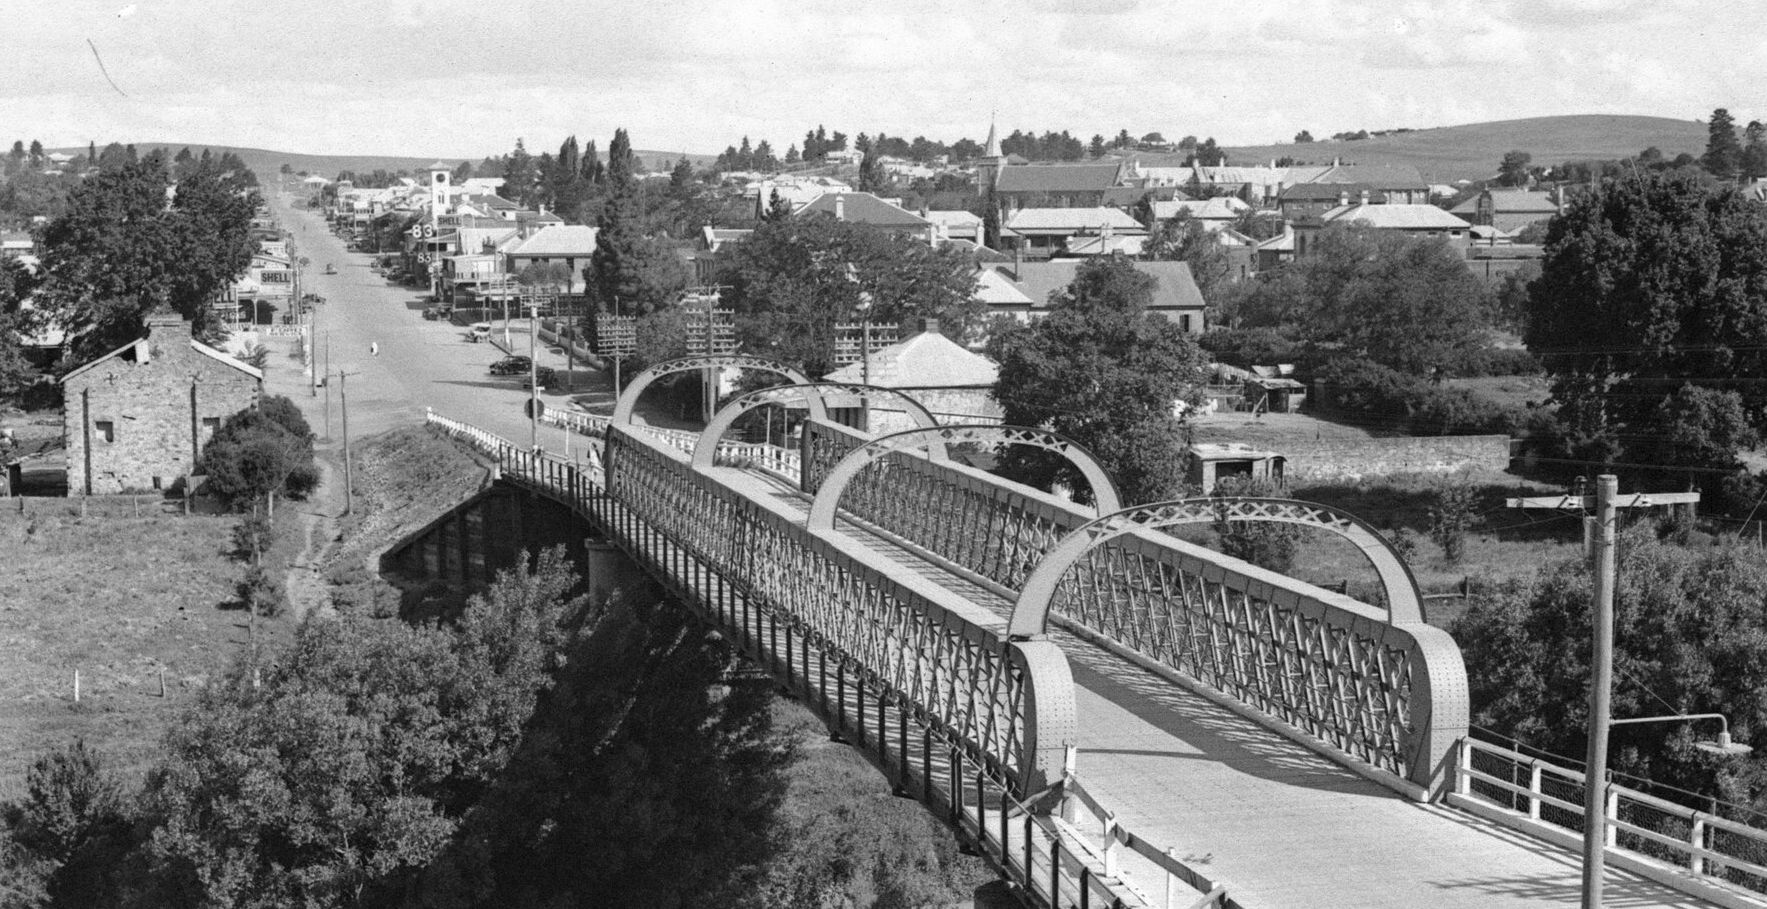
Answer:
xmin=143 ymin=309 xmax=189 ymax=363
xmin=918 ymin=317 xmax=941 ymax=335
xmin=1358 ymin=188 xmax=1370 ymax=205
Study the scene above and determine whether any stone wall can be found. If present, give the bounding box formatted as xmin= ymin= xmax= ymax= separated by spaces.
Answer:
xmin=1285 ymin=435 xmax=1511 ymax=482
xmin=869 ymin=387 xmax=1002 ymax=434
xmin=63 ymin=318 xmax=261 ymax=496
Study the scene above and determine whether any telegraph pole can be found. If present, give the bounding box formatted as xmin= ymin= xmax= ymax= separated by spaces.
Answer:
xmin=1507 ymin=477 xmax=1700 ymax=909
xmin=337 ymin=369 xmax=358 ymax=516
xmin=528 ymin=297 xmax=541 ymax=450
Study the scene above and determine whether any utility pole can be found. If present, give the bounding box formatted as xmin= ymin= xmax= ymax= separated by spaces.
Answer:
xmin=337 ymin=369 xmax=358 ymax=516
xmin=1507 ymin=477 xmax=1700 ymax=909
xmin=528 ymin=297 xmax=541 ymax=450
xmin=322 ymin=331 xmax=331 ymax=441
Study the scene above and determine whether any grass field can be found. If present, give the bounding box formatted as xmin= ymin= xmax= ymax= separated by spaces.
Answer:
xmin=0 ymin=507 xmax=277 ymax=793
xmin=1222 ymin=114 xmax=1707 ymax=183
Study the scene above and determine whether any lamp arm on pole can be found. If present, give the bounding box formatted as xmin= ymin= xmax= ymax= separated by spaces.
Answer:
xmin=1609 ymin=713 xmax=1730 ymax=736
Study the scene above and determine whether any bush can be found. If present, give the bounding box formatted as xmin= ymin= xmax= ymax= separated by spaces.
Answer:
xmin=1428 ymin=479 xmax=1478 ymax=564
xmin=198 ymin=395 xmax=319 ymax=508
xmin=1310 ymin=356 xmax=1545 ymax=437
xmin=236 ymin=564 xmax=286 ymax=617
xmin=1461 ymin=347 xmax=1542 ymax=377
xmin=1197 ymin=326 xmax=1309 ymax=370
xmin=1211 ymin=475 xmax=1300 ymax=573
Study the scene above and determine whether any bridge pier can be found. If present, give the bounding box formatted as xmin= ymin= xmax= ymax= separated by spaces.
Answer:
xmin=381 ymin=481 xmax=644 ymax=613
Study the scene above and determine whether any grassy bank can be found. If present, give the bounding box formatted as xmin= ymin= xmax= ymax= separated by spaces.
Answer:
xmin=0 ymin=508 xmax=275 ymax=793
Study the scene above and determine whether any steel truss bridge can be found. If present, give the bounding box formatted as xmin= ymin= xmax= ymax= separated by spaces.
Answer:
xmin=428 ymin=355 xmax=1767 ymax=909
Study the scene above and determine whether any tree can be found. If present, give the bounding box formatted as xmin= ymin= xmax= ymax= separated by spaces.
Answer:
xmin=1526 ymin=170 xmax=1767 ymax=484
xmin=138 ymin=550 xmax=593 ymax=907
xmin=717 ymin=214 xmax=981 ymax=376
xmin=1141 ymin=211 xmax=1232 ymax=306
xmin=1742 ymin=120 xmax=1767 ymax=181
xmin=1704 ymin=107 xmax=1743 ymax=180
xmin=196 ymin=395 xmax=319 ymax=511
xmin=857 ymin=136 xmax=882 ymax=193
xmin=1212 ymin=476 xmax=1299 ymax=571
xmin=1453 ymin=530 xmax=1767 ymax=812
xmin=588 ymin=128 xmax=689 ymax=317
xmin=499 ymin=138 xmax=538 ymax=207
xmin=991 ymin=257 xmax=1205 ymax=505
xmin=1294 ymin=130 xmax=1314 ymax=143
xmin=34 ymin=153 xmax=259 ymax=363
xmin=1089 ymin=134 xmax=1106 ymax=158
xmin=1497 ymin=149 xmax=1533 ymax=187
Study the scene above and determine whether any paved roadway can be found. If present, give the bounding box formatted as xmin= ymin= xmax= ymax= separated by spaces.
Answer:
xmin=262 ymin=184 xmax=601 ymax=451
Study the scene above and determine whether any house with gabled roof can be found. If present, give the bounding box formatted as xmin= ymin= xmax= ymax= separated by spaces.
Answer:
xmin=796 ymin=191 xmax=935 ymax=241
xmin=988 ymin=162 xmax=1127 ymax=211
xmin=1001 ymin=207 xmax=1145 ymax=257
xmin=504 ymin=224 xmax=598 ymax=294
xmin=1294 ymin=202 xmax=1473 ymax=256
xmin=820 ymin=319 xmax=1003 ymax=430
xmin=60 ymin=311 xmax=262 ymax=496
xmin=985 ymin=257 xmax=1207 ymax=333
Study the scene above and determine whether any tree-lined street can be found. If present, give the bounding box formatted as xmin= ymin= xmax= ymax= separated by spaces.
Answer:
xmin=261 ymin=187 xmax=601 ymax=453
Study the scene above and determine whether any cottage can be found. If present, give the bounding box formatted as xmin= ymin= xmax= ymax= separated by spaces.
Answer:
xmin=985 ymin=258 xmax=1208 ymax=333
xmin=1000 ymin=207 xmax=1145 ymax=257
xmin=504 ymin=224 xmax=598 ymax=294
xmin=820 ymin=319 xmax=1002 ymax=432
xmin=60 ymin=311 xmax=262 ymax=496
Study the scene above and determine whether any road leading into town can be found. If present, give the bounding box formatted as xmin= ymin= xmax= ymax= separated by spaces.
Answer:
xmin=262 ymin=186 xmax=601 ymax=452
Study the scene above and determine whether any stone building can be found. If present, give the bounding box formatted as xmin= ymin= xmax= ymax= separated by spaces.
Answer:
xmin=60 ymin=311 xmax=263 ymax=496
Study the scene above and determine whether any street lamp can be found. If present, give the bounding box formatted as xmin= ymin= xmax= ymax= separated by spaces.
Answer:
xmin=1584 ymin=711 xmax=1751 ymax=908
xmin=1608 ymin=713 xmax=1753 ymax=757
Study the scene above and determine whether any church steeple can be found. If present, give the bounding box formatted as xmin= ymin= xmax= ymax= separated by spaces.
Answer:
xmin=976 ymin=115 xmax=1004 ymax=194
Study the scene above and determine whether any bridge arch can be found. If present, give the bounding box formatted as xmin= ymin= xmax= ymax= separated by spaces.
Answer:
xmin=1008 ymin=496 xmax=1426 ymax=638
xmin=806 ymin=424 xmax=1122 ymax=533
xmin=610 ymin=355 xmax=810 ymax=426
xmin=691 ymin=382 xmax=947 ymax=472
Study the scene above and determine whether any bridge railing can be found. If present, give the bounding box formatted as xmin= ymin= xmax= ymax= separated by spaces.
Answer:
xmin=603 ymin=424 xmax=1043 ymax=790
xmin=800 ymin=417 xmax=1467 ymax=796
xmin=1451 ymin=735 xmax=1767 ymax=903
xmin=429 ymin=411 xmax=1233 ymax=909
xmin=540 ymin=407 xmax=801 ymax=483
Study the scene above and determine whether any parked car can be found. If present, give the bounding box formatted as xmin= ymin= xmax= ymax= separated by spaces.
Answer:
xmin=468 ymin=322 xmax=492 ymax=342
xmin=523 ymin=366 xmax=558 ymax=390
xmin=489 ymin=355 xmax=531 ymax=375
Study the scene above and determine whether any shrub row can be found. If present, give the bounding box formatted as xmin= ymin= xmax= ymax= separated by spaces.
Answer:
xmin=1309 ymin=357 xmax=1559 ymax=438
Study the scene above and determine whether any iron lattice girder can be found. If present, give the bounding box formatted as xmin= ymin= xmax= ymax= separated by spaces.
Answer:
xmin=610 ymin=354 xmax=811 ymax=426
xmin=602 ymin=424 xmax=1078 ymax=795
xmin=691 ymin=382 xmax=947 ymax=473
xmin=806 ymin=423 xmax=1122 ymax=533
xmin=1009 ymin=496 xmax=1426 ymax=634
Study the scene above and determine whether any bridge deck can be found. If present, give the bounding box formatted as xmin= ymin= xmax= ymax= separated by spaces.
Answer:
xmin=716 ymin=466 xmax=1716 ymax=909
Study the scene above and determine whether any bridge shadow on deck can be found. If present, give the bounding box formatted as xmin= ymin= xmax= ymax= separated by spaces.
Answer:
xmin=1059 ymin=637 xmax=1396 ymax=799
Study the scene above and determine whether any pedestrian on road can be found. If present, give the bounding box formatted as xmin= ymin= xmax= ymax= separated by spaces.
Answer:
xmin=370 ymin=342 xmax=379 ymax=356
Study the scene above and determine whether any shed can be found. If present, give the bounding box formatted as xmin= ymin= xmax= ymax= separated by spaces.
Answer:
xmin=1245 ymin=370 xmax=1307 ymax=414
xmin=1187 ymin=443 xmax=1286 ymax=491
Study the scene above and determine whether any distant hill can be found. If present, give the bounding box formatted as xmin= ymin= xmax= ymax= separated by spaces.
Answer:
xmin=1221 ymin=115 xmax=1708 ymax=183
xmin=49 ymin=143 xmax=715 ymax=181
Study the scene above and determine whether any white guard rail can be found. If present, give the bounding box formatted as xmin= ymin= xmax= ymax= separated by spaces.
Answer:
xmin=1451 ymin=735 xmax=1767 ymax=908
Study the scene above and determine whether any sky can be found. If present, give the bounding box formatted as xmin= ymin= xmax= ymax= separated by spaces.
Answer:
xmin=1 ymin=0 xmax=1760 ymax=160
